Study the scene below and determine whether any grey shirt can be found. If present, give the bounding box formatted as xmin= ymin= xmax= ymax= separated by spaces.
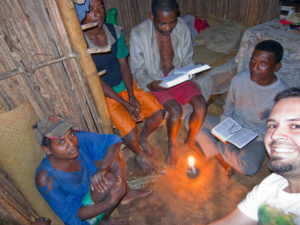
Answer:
xmin=129 ymin=18 xmax=194 ymax=91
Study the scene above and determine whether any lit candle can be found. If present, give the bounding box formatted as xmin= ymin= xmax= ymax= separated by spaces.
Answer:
xmin=188 ymin=156 xmax=196 ymax=174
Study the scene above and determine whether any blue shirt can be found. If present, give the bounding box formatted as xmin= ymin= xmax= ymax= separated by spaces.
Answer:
xmin=35 ymin=131 xmax=122 ymax=225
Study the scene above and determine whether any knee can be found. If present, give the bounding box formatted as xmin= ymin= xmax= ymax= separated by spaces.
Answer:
xmin=167 ymin=105 xmax=182 ymax=120
xmin=156 ymin=109 xmax=166 ymax=119
xmin=241 ymin=163 xmax=261 ymax=176
xmin=239 ymin=156 xmax=264 ymax=176
xmin=190 ymin=96 xmax=207 ymax=114
xmin=241 ymin=144 xmax=266 ymax=175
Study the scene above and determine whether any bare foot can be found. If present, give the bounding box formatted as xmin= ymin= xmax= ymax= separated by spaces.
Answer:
xmin=215 ymin=154 xmax=234 ymax=177
xmin=225 ymin=166 xmax=235 ymax=177
xmin=165 ymin=143 xmax=177 ymax=167
xmin=185 ymin=139 xmax=205 ymax=158
xmin=121 ymin=189 xmax=152 ymax=205
xmin=100 ymin=217 xmax=131 ymax=225
xmin=138 ymin=135 xmax=155 ymax=157
xmin=136 ymin=155 xmax=156 ymax=173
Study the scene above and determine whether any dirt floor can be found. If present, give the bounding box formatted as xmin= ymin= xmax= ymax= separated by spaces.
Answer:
xmin=116 ymin=121 xmax=271 ymax=225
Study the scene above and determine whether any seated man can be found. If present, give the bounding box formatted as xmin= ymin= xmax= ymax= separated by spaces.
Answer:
xmin=190 ymin=40 xmax=289 ymax=175
xmin=34 ymin=116 xmax=151 ymax=225
xmin=130 ymin=0 xmax=207 ymax=166
xmin=206 ymin=87 xmax=300 ymax=225
xmin=81 ymin=0 xmax=165 ymax=172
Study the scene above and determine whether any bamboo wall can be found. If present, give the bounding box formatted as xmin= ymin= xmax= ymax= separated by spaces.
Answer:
xmin=0 ymin=0 xmax=101 ymax=132
xmin=103 ymin=0 xmax=280 ymax=38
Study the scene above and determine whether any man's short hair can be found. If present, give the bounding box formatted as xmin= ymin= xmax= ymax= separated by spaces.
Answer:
xmin=274 ymin=87 xmax=300 ymax=103
xmin=254 ymin=40 xmax=283 ymax=64
xmin=151 ymin=0 xmax=179 ymax=18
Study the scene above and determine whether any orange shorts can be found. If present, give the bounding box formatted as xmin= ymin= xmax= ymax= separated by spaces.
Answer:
xmin=106 ymin=83 xmax=163 ymax=136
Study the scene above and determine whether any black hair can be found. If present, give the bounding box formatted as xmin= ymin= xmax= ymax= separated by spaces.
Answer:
xmin=274 ymin=87 xmax=300 ymax=103
xmin=32 ymin=123 xmax=52 ymax=148
xmin=254 ymin=40 xmax=283 ymax=64
xmin=41 ymin=137 xmax=52 ymax=149
xmin=151 ymin=0 xmax=179 ymax=18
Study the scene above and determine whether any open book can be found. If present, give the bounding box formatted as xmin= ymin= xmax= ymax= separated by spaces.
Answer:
xmin=159 ymin=64 xmax=211 ymax=88
xmin=211 ymin=117 xmax=258 ymax=149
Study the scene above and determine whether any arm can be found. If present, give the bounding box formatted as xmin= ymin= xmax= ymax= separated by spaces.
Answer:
xmin=78 ymin=176 xmax=125 ymax=220
xmin=129 ymin=27 xmax=161 ymax=91
xmin=35 ymin=171 xmax=86 ymax=225
xmin=176 ymin=18 xmax=194 ymax=67
xmin=118 ymin=57 xmax=141 ymax=120
xmin=91 ymin=142 xmax=122 ymax=192
xmin=221 ymin=76 xmax=236 ymax=121
xmin=207 ymin=208 xmax=257 ymax=225
xmin=101 ymin=79 xmax=140 ymax=121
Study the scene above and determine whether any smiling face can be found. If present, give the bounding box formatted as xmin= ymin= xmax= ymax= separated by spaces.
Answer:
xmin=151 ymin=9 xmax=177 ymax=36
xmin=265 ymin=97 xmax=300 ymax=176
xmin=82 ymin=0 xmax=105 ymax=25
xmin=43 ymin=129 xmax=79 ymax=160
xmin=249 ymin=49 xmax=281 ymax=86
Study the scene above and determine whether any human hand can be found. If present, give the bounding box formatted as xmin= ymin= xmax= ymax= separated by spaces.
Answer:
xmin=129 ymin=96 xmax=141 ymax=115
xmin=146 ymin=80 xmax=166 ymax=92
xmin=31 ymin=217 xmax=51 ymax=225
xmin=125 ymin=101 xmax=141 ymax=122
xmin=91 ymin=169 xmax=110 ymax=193
xmin=110 ymin=176 xmax=126 ymax=201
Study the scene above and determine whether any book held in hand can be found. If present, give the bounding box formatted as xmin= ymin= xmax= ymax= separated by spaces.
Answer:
xmin=159 ymin=64 xmax=211 ymax=88
xmin=211 ymin=117 xmax=258 ymax=149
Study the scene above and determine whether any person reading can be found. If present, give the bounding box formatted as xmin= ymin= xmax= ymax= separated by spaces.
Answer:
xmin=187 ymin=40 xmax=289 ymax=176
xmin=130 ymin=0 xmax=207 ymax=166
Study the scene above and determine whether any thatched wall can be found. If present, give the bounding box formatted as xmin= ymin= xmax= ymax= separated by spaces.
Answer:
xmin=103 ymin=0 xmax=280 ymax=38
xmin=0 ymin=0 xmax=101 ymax=132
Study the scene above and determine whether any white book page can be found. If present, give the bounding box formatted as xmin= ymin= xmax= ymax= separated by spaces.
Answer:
xmin=172 ymin=64 xmax=211 ymax=75
xmin=160 ymin=64 xmax=211 ymax=88
xmin=159 ymin=73 xmax=192 ymax=88
xmin=211 ymin=117 xmax=242 ymax=142
xmin=227 ymin=128 xmax=258 ymax=149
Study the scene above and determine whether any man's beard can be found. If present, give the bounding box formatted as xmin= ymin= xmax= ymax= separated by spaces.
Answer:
xmin=268 ymin=156 xmax=292 ymax=173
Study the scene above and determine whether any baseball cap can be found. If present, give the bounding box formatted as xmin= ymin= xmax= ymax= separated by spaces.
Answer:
xmin=34 ymin=116 xmax=74 ymax=146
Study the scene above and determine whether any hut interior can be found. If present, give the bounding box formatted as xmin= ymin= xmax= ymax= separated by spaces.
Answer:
xmin=0 ymin=0 xmax=299 ymax=224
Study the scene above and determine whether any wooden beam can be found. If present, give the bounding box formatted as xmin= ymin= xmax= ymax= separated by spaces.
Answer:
xmin=55 ymin=0 xmax=113 ymax=133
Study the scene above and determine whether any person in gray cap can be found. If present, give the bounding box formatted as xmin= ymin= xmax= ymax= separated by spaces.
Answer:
xmin=34 ymin=115 xmax=151 ymax=225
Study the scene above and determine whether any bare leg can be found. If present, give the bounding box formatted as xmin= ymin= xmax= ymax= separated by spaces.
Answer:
xmin=123 ymin=128 xmax=155 ymax=173
xmin=185 ymin=95 xmax=207 ymax=156
xmin=109 ymin=154 xmax=152 ymax=205
xmin=138 ymin=109 xmax=165 ymax=156
xmin=163 ymin=100 xmax=182 ymax=166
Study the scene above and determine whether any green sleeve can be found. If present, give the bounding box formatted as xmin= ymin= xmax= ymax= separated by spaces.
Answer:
xmin=116 ymin=30 xmax=129 ymax=59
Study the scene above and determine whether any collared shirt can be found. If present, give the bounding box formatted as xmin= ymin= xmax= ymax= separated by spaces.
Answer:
xmin=129 ymin=18 xmax=194 ymax=91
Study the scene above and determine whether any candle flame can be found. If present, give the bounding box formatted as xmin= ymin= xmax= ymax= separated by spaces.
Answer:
xmin=188 ymin=156 xmax=195 ymax=167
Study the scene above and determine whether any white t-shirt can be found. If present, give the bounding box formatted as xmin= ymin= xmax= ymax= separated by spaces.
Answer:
xmin=238 ymin=173 xmax=300 ymax=224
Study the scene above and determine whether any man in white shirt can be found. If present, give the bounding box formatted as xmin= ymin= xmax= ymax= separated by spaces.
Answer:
xmin=206 ymin=87 xmax=300 ymax=225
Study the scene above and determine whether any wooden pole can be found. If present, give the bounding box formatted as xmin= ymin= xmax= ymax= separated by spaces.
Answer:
xmin=55 ymin=0 xmax=113 ymax=133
